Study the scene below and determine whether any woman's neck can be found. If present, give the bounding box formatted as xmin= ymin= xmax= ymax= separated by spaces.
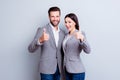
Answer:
xmin=69 ymin=28 xmax=76 ymax=35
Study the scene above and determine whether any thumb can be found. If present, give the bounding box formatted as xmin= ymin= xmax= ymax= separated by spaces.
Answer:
xmin=43 ymin=28 xmax=47 ymax=34
xmin=78 ymin=28 xmax=81 ymax=33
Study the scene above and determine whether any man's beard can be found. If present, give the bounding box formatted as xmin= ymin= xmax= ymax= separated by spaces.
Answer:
xmin=50 ymin=20 xmax=60 ymax=27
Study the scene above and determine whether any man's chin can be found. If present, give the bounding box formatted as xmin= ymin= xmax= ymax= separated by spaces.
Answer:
xmin=51 ymin=23 xmax=59 ymax=26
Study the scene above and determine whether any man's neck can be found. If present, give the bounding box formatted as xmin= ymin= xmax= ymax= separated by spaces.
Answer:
xmin=54 ymin=26 xmax=58 ymax=31
xmin=49 ymin=23 xmax=59 ymax=31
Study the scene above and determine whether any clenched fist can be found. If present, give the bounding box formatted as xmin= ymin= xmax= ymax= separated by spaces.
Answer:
xmin=39 ymin=28 xmax=49 ymax=43
xmin=74 ymin=31 xmax=84 ymax=42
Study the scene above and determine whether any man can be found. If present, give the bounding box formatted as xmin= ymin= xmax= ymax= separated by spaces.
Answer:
xmin=28 ymin=6 xmax=65 ymax=80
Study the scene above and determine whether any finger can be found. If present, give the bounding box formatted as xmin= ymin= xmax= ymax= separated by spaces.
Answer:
xmin=46 ymin=34 xmax=49 ymax=40
xmin=44 ymin=34 xmax=49 ymax=41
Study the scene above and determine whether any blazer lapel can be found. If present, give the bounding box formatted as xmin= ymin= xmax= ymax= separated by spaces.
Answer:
xmin=47 ymin=24 xmax=56 ymax=48
xmin=57 ymin=30 xmax=64 ymax=49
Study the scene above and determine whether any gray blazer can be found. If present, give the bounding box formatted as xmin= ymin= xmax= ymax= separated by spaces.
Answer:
xmin=62 ymin=30 xmax=91 ymax=73
xmin=28 ymin=23 xmax=65 ymax=74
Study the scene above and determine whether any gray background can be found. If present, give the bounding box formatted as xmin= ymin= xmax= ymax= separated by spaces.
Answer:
xmin=0 ymin=0 xmax=120 ymax=80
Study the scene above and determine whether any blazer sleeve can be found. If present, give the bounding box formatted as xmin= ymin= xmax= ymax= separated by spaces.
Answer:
xmin=28 ymin=27 xmax=43 ymax=53
xmin=79 ymin=31 xmax=91 ymax=54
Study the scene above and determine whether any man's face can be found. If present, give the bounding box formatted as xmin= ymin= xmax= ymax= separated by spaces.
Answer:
xmin=49 ymin=11 xmax=60 ymax=27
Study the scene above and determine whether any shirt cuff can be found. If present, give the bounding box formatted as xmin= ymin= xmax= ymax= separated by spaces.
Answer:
xmin=37 ymin=39 xmax=43 ymax=45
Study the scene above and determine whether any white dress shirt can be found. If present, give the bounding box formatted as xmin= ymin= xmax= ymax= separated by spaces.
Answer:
xmin=50 ymin=23 xmax=60 ymax=47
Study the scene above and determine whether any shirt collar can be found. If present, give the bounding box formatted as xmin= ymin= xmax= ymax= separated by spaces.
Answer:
xmin=49 ymin=23 xmax=60 ymax=32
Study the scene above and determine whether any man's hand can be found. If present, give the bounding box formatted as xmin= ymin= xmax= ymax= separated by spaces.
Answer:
xmin=39 ymin=28 xmax=49 ymax=43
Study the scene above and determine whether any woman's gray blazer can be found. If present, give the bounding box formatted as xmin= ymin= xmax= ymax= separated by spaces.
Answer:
xmin=62 ymin=30 xmax=91 ymax=73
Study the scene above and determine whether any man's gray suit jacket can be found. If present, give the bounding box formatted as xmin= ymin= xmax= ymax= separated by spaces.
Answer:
xmin=28 ymin=23 xmax=65 ymax=74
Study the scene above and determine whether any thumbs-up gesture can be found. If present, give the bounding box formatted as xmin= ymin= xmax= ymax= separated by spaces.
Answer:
xmin=39 ymin=28 xmax=49 ymax=43
xmin=74 ymin=30 xmax=84 ymax=42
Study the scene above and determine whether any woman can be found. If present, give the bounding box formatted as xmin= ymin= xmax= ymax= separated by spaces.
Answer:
xmin=62 ymin=13 xmax=91 ymax=80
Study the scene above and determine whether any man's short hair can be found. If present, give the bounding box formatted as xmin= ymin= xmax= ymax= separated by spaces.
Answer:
xmin=48 ymin=6 xmax=61 ymax=16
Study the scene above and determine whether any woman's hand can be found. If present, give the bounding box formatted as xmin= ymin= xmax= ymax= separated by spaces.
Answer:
xmin=74 ymin=31 xmax=84 ymax=42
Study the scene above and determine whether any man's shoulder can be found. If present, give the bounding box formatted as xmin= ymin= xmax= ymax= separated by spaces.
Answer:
xmin=59 ymin=28 xmax=66 ymax=35
xmin=60 ymin=27 xmax=68 ymax=34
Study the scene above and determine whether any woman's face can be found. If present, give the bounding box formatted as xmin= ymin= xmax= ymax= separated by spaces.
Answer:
xmin=65 ymin=17 xmax=76 ymax=32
